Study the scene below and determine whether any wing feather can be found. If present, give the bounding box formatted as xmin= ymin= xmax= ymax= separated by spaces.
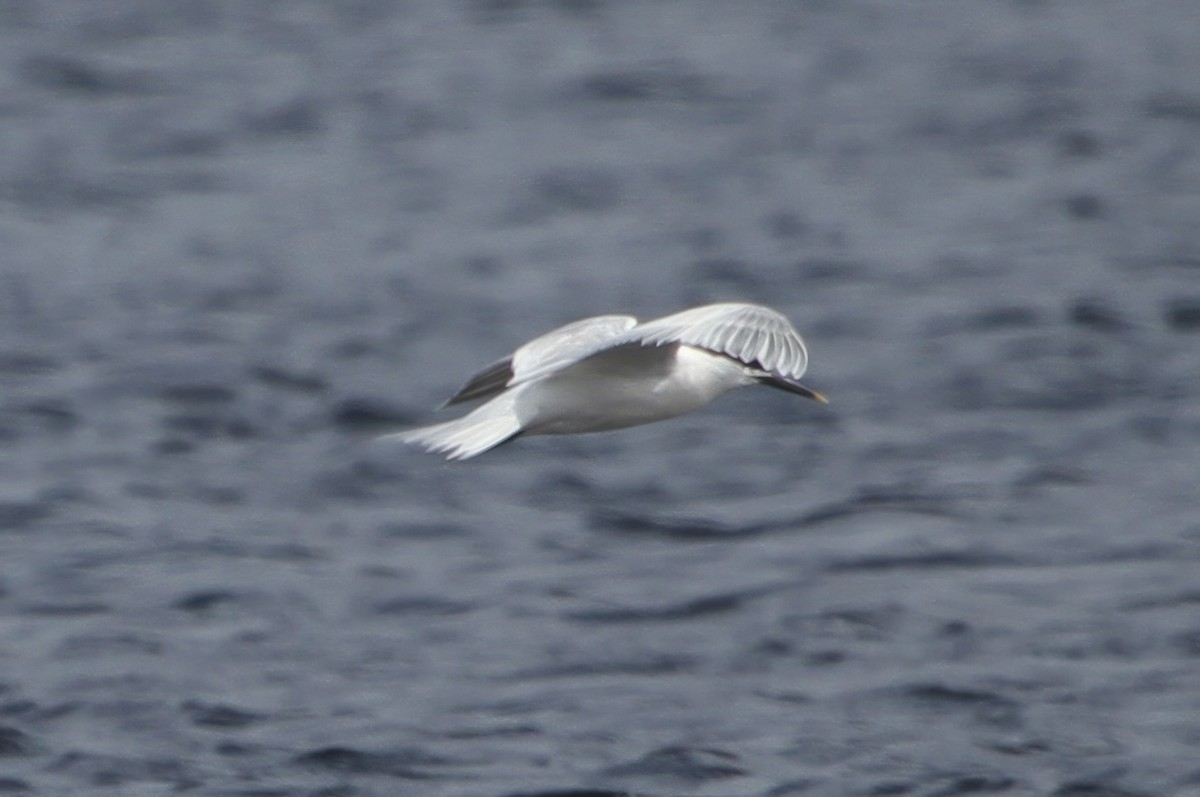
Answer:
xmin=504 ymin=314 xmax=639 ymax=387
xmin=442 ymin=356 xmax=514 ymax=407
xmin=442 ymin=315 xmax=637 ymax=404
xmin=622 ymin=303 xmax=809 ymax=379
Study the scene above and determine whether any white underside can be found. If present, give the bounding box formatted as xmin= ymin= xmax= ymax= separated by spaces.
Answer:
xmin=520 ymin=344 xmax=748 ymax=435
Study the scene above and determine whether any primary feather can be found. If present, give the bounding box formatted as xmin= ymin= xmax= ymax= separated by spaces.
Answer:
xmin=623 ymin=303 xmax=809 ymax=379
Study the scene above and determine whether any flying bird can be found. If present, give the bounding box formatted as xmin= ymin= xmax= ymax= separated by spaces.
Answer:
xmin=383 ymin=302 xmax=826 ymax=460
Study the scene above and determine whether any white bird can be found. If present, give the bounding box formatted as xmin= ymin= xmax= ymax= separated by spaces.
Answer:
xmin=383 ymin=303 xmax=827 ymax=460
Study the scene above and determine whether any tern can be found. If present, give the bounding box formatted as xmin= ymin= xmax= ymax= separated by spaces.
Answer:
xmin=383 ymin=302 xmax=827 ymax=460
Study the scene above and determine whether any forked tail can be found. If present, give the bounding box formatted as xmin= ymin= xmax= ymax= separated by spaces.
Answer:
xmin=379 ymin=392 xmax=522 ymax=460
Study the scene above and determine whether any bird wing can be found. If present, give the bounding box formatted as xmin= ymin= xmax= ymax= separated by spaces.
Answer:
xmin=618 ymin=303 xmax=809 ymax=379
xmin=509 ymin=314 xmax=639 ymax=383
xmin=447 ymin=314 xmax=638 ymax=402
xmin=440 ymin=356 xmax=515 ymax=407
xmin=452 ymin=304 xmax=808 ymax=399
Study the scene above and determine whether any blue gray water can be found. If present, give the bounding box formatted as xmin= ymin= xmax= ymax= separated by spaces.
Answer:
xmin=2 ymin=3 xmax=1199 ymax=795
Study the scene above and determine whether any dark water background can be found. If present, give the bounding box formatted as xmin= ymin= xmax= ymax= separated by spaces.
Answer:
xmin=2 ymin=3 xmax=1199 ymax=795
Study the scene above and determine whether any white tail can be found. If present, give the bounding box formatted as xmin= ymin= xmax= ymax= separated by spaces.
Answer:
xmin=379 ymin=392 xmax=522 ymax=460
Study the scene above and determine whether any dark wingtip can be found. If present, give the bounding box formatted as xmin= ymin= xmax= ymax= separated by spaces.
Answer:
xmin=440 ymin=357 xmax=514 ymax=408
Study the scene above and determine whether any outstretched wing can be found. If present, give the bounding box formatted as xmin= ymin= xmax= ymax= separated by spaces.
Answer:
xmin=444 ymin=314 xmax=638 ymax=404
xmin=621 ymin=303 xmax=809 ymax=379
xmin=444 ymin=304 xmax=808 ymax=404
xmin=511 ymin=314 xmax=639 ymax=380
